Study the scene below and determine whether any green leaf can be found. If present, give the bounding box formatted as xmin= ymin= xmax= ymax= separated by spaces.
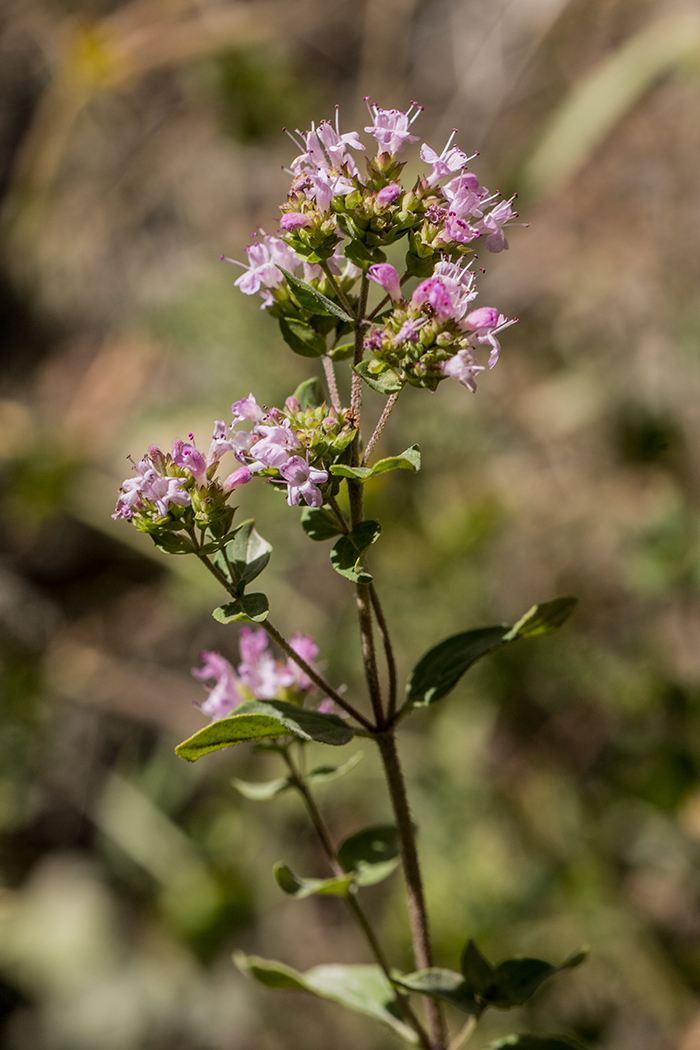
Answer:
xmin=175 ymin=699 xmax=353 ymax=762
xmin=175 ymin=714 xmax=298 ymax=762
xmin=328 ymin=342 xmax=354 ymax=361
xmin=330 ymin=520 xmax=381 ymax=584
xmin=503 ymin=597 xmax=577 ymax=640
xmin=225 ymin=520 xmax=272 ymax=589
xmin=233 ymin=776 xmax=291 ymax=800
xmin=460 ymin=940 xmax=494 ymax=996
xmin=406 ymin=598 xmax=577 ymax=708
xmin=337 ymin=824 xmax=401 ymax=887
xmin=242 ymin=700 xmax=354 ymax=746
xmin=331 ymin=445 xmax=420 ymax=481
xmin=396 ymin=969 xmax=480 ymax=1015
xmin=278 ymin=267 xmax=355 ymax=323
xmin=353 ymin=359 xmax=404 ymax=394
xmin=273 ymin=862 xmax=353 ymax=898
xmin=407 ymin=625 xmax=507 ymax=707
xmin=487 ymin=959 xmax=559 ymax=1008
xmin=151 ymin=531 xmax=193 ymax=555
xmin=488 ymin=1037 xmax=584 ymax=1050
xmin=300 ymin=506 xmax=344 ymax=541
xmin=292 ymin=377 xmax=325 ymax=409
xmin=305 ymin=752 xmax=363 ymax=786
xmin=212 ymin=593 xmax=269 ymax=624
xmin=235 ymin=954 xmax=418 ymax=1043
xmin=279 ymin=317 xmax=327 ymax=357
xmin=198 ymin=528 xmax=243 ymax=555
xmin=344 ymin=239 xmax=386 ymax=269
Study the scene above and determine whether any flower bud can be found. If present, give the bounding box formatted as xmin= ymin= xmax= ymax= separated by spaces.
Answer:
xmin=463 ymin=307 xmax=499 ymax=330
xmin=367 ymin=263 xmax=402 ymax=302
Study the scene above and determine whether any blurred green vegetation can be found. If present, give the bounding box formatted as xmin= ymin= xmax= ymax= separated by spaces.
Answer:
xmin=2 ymin=1 xmax=700 ymax=1048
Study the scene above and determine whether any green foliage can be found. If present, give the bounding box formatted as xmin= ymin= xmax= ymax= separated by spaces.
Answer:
xmin=212 ymin=593 xmax=269 ymax=623
xmin=219 ymin=520 xmax=272 ymax=594
xmin=330 ymin=520 xmax=381 ymax=583
xmin=300 ymin=506 xmax=344 ymax=541
xmin=175 ymin=700 xmax=354 ymax=761
xmin=398 ymin=943 xmax=586 ymax=1015
xmin=292 ymin=377 xmax=325 ymax=409
xmin=273 ymin=862 xmax=353 ymax=898
xmin=337 ymin=824 xmax=401 ymax=886
xmin=278 ymin=267 xmax=355 ymax=323
xmin=279 ymin=317 xmax=327 ymax=357
xmin=330 ymin=445 xmax=420 ymax=481
xmin=234 ymin=754 xmax=363 ymax=800
xmin=353 ymin=359 xmax=404 ymax=394
xmin=406 ymin=598 xmax=577 ymax=708
xmin=235 ymin=954 xmax=418 ymax=1043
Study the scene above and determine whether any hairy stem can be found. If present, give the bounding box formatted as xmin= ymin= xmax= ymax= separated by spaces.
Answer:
xmin=362 ymin=390 xmax=401 ymax=466
xmin=350 ymin=275 xmax=369 ymax=428
xmin=369 ymin=583 xmax=398 ymax=720
xmin=376 ymin=731 xmax=448 ymax=1050
xmin=322 ymin=355 xmax=342 ymax=413
xmin=281 ymin=748 xmax=432 ymax=1050
xmin=355 ymin=582 xmax=385 ymax=728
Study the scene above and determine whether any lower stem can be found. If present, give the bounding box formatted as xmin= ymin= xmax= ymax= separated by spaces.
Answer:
xmin=376 ymin=730 xmax=448 ymax=1050
xmin=281 ymin=748 xmax=432 ymax=1050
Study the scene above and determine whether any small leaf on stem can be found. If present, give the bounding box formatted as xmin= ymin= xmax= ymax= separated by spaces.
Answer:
xmin=273 ymin=862 xmax=353 ymax=898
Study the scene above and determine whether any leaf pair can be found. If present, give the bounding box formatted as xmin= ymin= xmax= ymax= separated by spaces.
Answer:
xmin=330 ymin=521 xmax=382 ymax=583
xmin=397 ymin=941 xmax=587 ymax=1015
xmin=274 ymin=824 xmax=400 ymax=900
xmin=175 ymin=699 xmax=354 ymax=762
xmin=208 ymin=519 xmax=272 ymax=623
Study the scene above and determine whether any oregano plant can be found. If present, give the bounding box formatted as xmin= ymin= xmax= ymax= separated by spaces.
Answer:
xmin=113 ymin=99 xmax=584 ymax=1050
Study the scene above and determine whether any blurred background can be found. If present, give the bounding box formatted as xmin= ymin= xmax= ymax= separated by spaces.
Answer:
xmin=2 ymin=0 xmax=700 ymax=1047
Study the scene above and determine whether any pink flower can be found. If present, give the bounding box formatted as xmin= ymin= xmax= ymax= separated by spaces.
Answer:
xmin=441 ymin=349 xmax=485 ymax=392
xmin=306 ymin=169 xmax=355 ymax=211
xmin=232 ymin=394 xmax=264 ymax=424
xmin=368 ymin=263 xmax=402 ymax=302
xmin=250 ymin=421 xmax=302 ymax=470
xmin=280 ymin=212 xmax=309 ymax=230
xmin=223 ymin=466 xmax=254 ymax=492
xmin=475 ymin=197 xmax=517 ymax=253
xmin=412 ymin=278 xmax=454 ymax=321
xmin=172 ymin=439 xmax=207 ymax=484
xmin=192 ymin=651 xmax=244 ymax=720
xmin=474 ymin=313 xmax=518 ymax=368
xmin=443 ymin=171 xmax=490 ymax=219
xmin=113 ymin=449 xmax=192 ymax=520
xmin=238 ymin=628 xmax=293 ymax=699
xmin=288 ymin=110 xmax=365 ymax=177
xmin=286 ymin=632 xmax=320 ymax=691
xmin=432 ymin=258 xmax=477 ymax=320
xmin=439 ymin=213 xmax=480 ymax=245
xmin=279 ymin=456 xmax=328 ymax=507
xmin=376 ymin=182 xmax=401 ymax=206
xmin=464 ymin=307 xmax=499 ymax=331
xmin=142 ymin=475 xmax=191 ymax=518
xmin=233 ymin=232 xmax=299 ymax=296
xmin=208 ymin=420 xmax=235 ymax=463
xmin=420 ymin=133 xmax=473 ymax=187
xmin=364 ymin=100 xmax=422 ymax=155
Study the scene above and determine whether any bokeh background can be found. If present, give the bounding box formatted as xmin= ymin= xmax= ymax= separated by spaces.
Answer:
xmin=2 ymin=0 xmax=700 ymax=1047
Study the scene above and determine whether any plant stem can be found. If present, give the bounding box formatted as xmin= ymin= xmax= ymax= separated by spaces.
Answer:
xmin=322 ymin=355 xmax=342 ymax=413
xmin=362 ymin=391 xmax=401 ymax=466
xmin=263 ymin=618 xmax=374 ymax=731
xmin=355 ymin=582 xmax=385 ymax=728
xmin=376 ymin=730 xmax=448 ymax=1050
xmin=281 ymin=748 xmax=432 ymax=1050
xmin=350 ymin=275 xmax=369 ymax=428
xmin=320 ymin=262 xmax=356 ymax=319
xmin=448 ymin=1016 xmax=478 ymax=1050
xmin=369 ymin=583 xmax=398 ymax=720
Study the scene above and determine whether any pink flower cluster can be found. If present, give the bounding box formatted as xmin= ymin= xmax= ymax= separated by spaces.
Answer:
xmin=228 ymin=100 xmax=522 ymax=312
xmin=114 ymin=393 xmax=337 ymax=524
xmin=192 ymin=628 xmax=328 ymax=721
xmin=367 ymin=258 xmax=516 ymax=392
